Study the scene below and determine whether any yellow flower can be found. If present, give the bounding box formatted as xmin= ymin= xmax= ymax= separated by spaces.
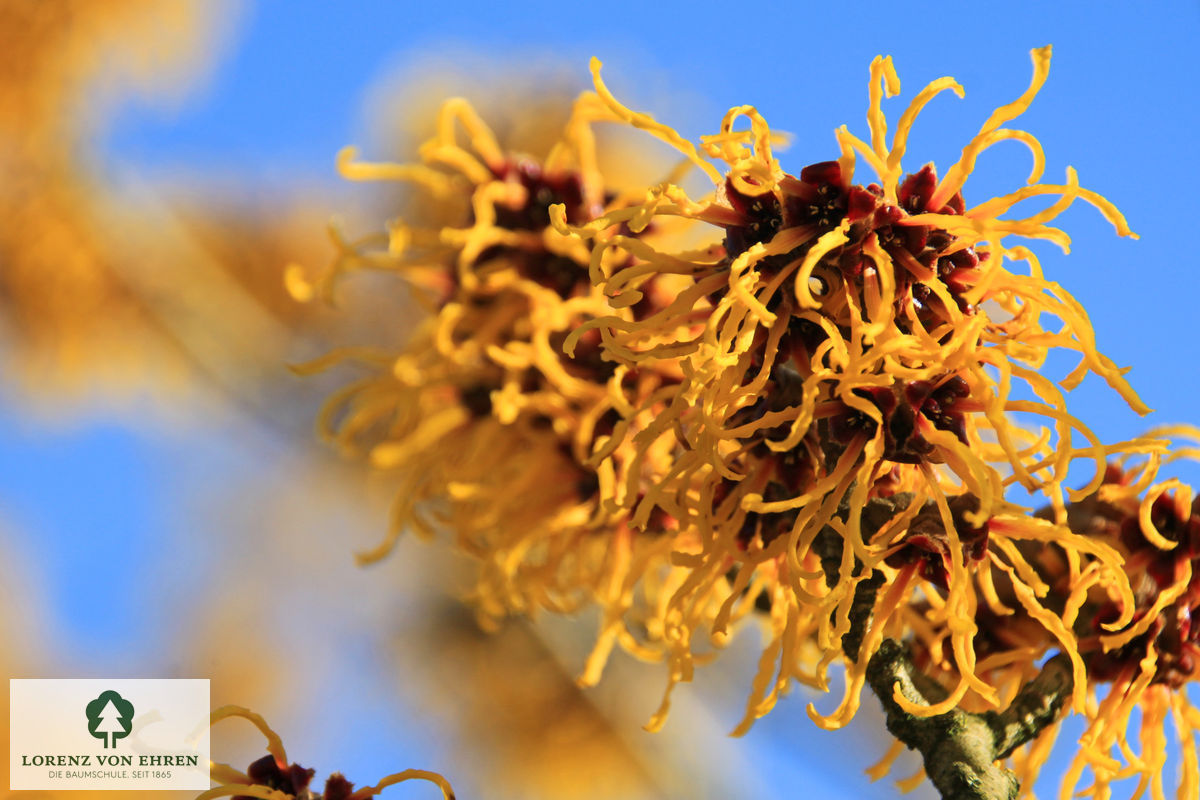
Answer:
xmin=305 ymin=51 xmax=1198 ymax=799
xmin=202 ymin=706 xmax=454 ymax=800
xmin=1046 ymin=433 xmax=1200 ymax=800
xmin=899 ymin=430 xmax=1200 ymax=799
xmin=295 ymin=90 xmax=704 ymax=688
xmin=551 ymin=47 xmax=1159 ymax=737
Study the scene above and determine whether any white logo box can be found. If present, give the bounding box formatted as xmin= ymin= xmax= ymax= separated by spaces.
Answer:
xmin=10 ymin=679 xmax=210 ymax=791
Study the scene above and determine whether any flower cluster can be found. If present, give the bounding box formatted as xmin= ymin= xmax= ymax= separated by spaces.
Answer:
xmin=290 ymin=92 xmax=706 ymax=684
xmin=1058 ymin=451 xmax=1199 ymax=798
xmin=891 ymin=435 xmax=1200 ymax=798
xmin=304 ymin=48 xmax=1200 ymax=798
xmin=552 ymin=45 xmax=1160 ymax=735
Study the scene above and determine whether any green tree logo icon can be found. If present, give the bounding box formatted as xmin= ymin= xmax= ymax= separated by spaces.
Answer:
xmin=85 ymin=690 xmax=134 ymax=749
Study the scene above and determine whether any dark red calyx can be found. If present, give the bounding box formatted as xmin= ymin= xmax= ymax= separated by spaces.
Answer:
xmin=845 ymin=185 xmax=878 ymax=222
xmin=969 ymin=605 xmax=1049 ymax=661
xmin=942 ymin=191 xmax=965 ymax=215
xmin=872 ymin=205 xmax=927 ymax=272
xmin=593 ymin=407 xmax=621 ymax=440
xmin=829 ymin=375 xmax=971 ymax=464
xmin=782 ymin=161 xmax=847 ymax=231
xmin=737 ymin=482 xmax=803 ymax=548
xmin=630 ymin=277 xmax=670 ymax=321
xmin=708 ymin=475 xmax=798 ymax=550
xmin=237 ymin=756 xmax=315 ymax=800
xmin=628 ymin=491 xmax=675 ymax=534
xmin=884 ymin=494 xmax=990 ymax=590
xmin=727 ymin=364 xmax=815 ymax=466
xmin=646 ymin=504 xmax=676 ymax=534
xmin=1101 ymin=462 xmax=1133 ymax=487
xmin=474 ymin=246 xmax=587 ymax=298
xmin=723 ymin=178 xmax=783 ymax=259
xmin=782 ymin=317 xmax=829 ymax=368
xmin=828 ymin=397 xmax=882 ymax=446
xmin=897 ymin=164 xmax=964 ymax=216
xmin=322 ymin=774 xmax=356 ymax=800
xmin=872 ymin=465 xmax=906 ymax=498
xmin=918 ymin=375 xmax=971 ymax=446
xmin=1088 ymin=603 xmax=1199 ymax=687
xmin=525 ymin=252 xmax=586 ymax=297
xmin=547 ymin=442 xmax=606 ymax=504
xmin=874 ymin=203 xmax=904 ymax=228
xmin=575 ymin=468 xmax=601 ymax=502
xmin=519 ymin=369 xmax=541 ymax=395
xmin=825 ymin=168 xmax=978 ymax=322
xmin=799 ymin=160 xmax=844 ymax=188
xmin=552 ymin=327 xmax=618 ymax=382
xmin=491 ymin=157 xmax=591 ymax=231
xmin=459 ymin=384 xmax=496 ymax=418
xmin=1118 ymin=491 xmax=1200 ymax=587
xmin=945 ymin=248 xmax=979 ymax=271
xmin=898 ymin=165 xmax=938 ymax=214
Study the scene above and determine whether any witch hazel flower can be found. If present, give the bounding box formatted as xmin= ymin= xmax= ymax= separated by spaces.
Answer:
xmin=544 ymin=47 xmax=1187 ymax=796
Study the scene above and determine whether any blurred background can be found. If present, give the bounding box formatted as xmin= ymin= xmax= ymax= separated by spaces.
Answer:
xmin=1 ymin=1 xmax=1197 ymax=798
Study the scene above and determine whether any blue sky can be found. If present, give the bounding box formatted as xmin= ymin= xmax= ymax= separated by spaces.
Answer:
xmin=5 ymin=1 xmax=1200 ymax=797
